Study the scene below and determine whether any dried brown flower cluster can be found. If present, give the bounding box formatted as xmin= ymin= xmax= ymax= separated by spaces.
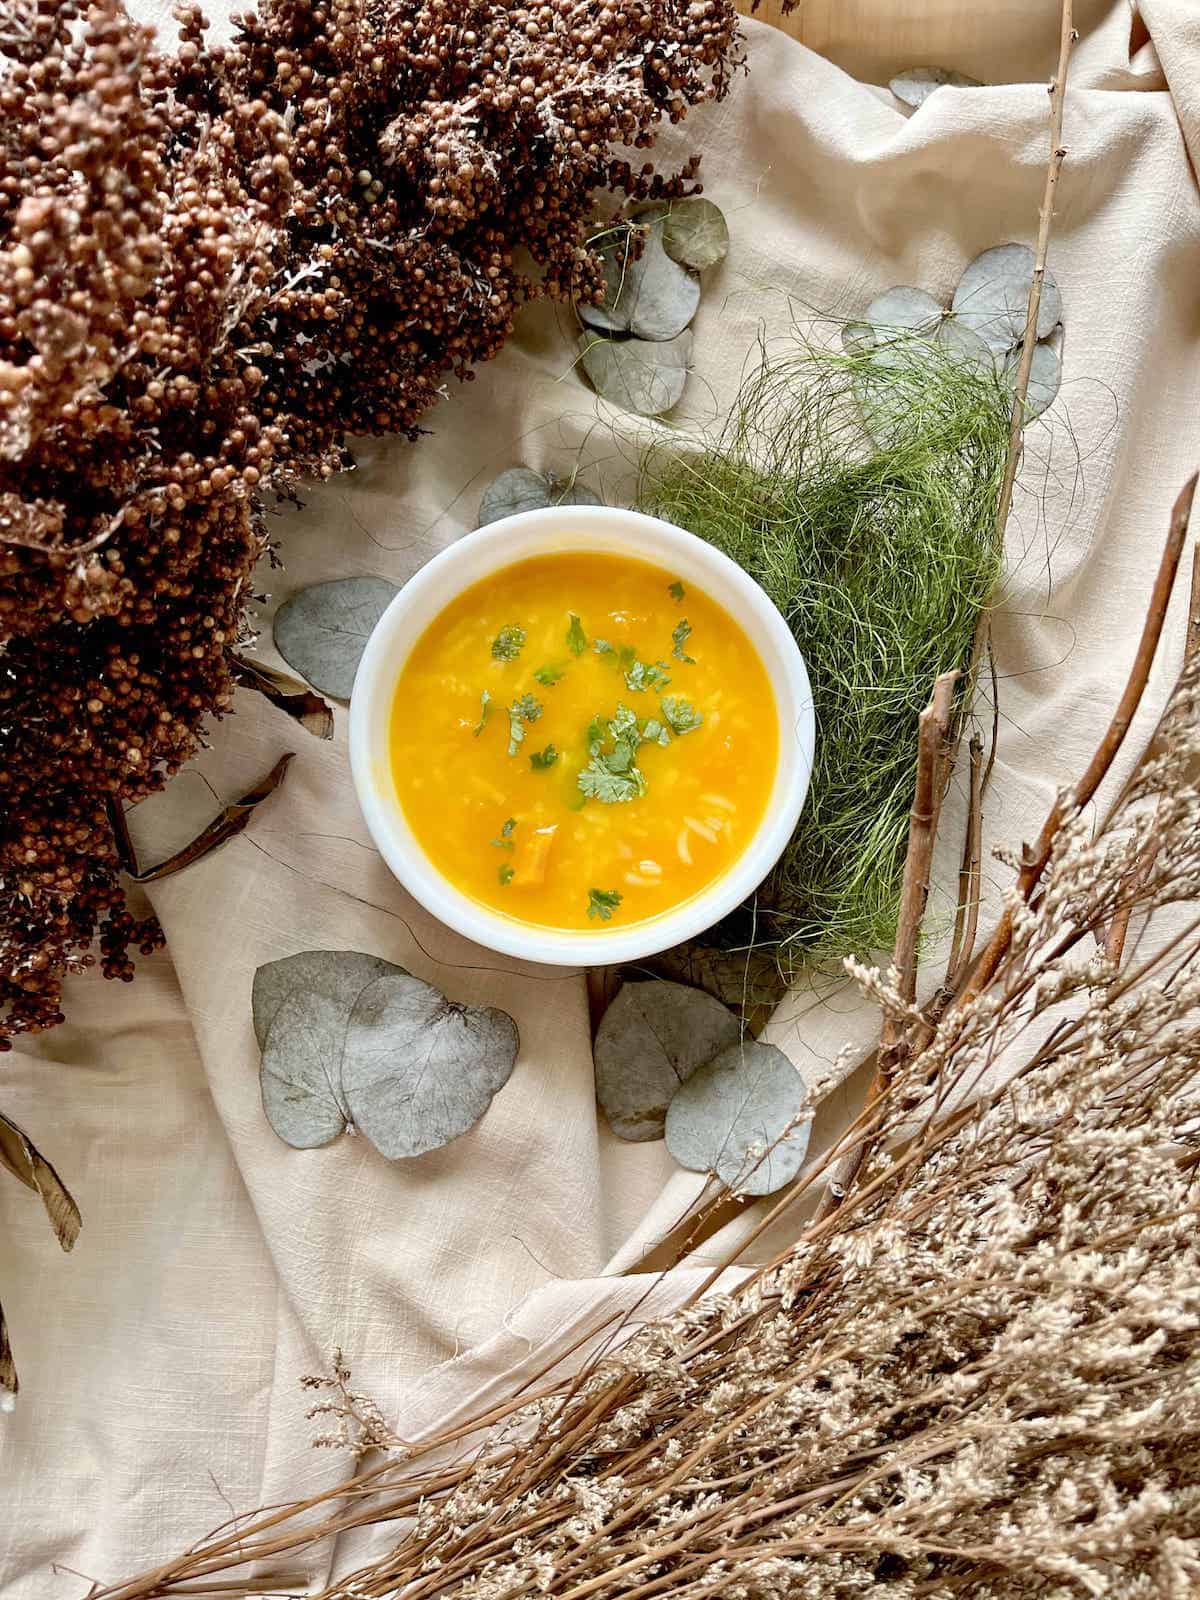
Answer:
xmin=0 ymin=0 xmax=741 ymax=1048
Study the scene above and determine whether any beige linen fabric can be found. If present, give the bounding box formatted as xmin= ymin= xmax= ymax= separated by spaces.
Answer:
xmin=3 ymin=4 xmax=1198 ymax=1592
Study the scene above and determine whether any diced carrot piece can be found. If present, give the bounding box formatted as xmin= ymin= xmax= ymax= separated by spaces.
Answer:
xmin=512 ymin=824 xmax=558 ymax=887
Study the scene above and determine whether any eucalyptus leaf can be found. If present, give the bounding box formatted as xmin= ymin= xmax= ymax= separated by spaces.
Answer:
xmin=840 ymin=319 xmax=876 ymax=355
xmin=864 ymin=285 xmax=942 ymax=342
xmin=1002 ymin=333 xmax=1062 ymax=421
xmin=260 ymin=988 xmax=355 ymax=1149
xmin=934 ymin=316 xmax=996 ymax=374
xmin=580 ymin=226 xmax=699 ymax=342
xmin=661 ymin=198 xmax=729 ymax=272
xmin=478 ymin=467 xmax=601 ymax=529
xmin=581 ymin=328 xmax=692 ymax=418
xmin=478 ymin=466 xmax=555 ymax=525
xmin=665 ymin=1039 xmax=812 ymax=1196
xmin=951 ymin=243 xmax=1062 ymax=353
xmin=253 ymin=948 xmax=399 ymax=1048
xmin=341 ymin=971 xmax=519 ymax=1158
xmin=594 ymin=980 xmax=741 ymax=1142
xmin=578 ymin=234 xmax=638 ymax=334
xmin=273 ymin=575 xmax=399 ymax=699
xmin=890 ymin=66 xmax=983 ymax=109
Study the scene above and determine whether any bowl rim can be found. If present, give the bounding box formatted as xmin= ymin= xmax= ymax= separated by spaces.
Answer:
xmin=349 ymin=505 xmax=815 ymax=966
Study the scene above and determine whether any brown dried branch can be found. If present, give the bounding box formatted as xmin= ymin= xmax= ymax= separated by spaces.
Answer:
xmin=815 ymin=670 xmax=957 ymax=1221
xmin=959 ymin=471 xmax=1196 ymax=1005
xmin=106 ymin=795 xmax=140 ymax=878
xmin=993 ymin=0 xmax=1076 ymax=541
xmin=1102 ymin=521 xmax=1200 ymax=966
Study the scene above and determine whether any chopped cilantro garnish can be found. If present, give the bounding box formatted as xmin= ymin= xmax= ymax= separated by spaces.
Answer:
xmin=530 ymin=744 xmax=558 ymax=770
xmin=586 ymin=715 xmax=607 ymax=755
xmin=660 ymin=696 xmax=702 ymax=736
xmin=472 ymin=689 xmax=492 ymax=737
xmin=594 ymin=638 xmax=615 ymax=658
xmin=498 ymin=864 xmax=515 ymax=886
xmin=618 ymin=644 xmax=638 ymax=672
xmin=534 ymin=662 xmax=564 ymax=687
xmin=578 ymin=759 xmax=646 ymax=804
xmin=671 ymin=619 xmax=694 ymax=664
xmin=608 ymin=702 xmax=640 ymax=743
xmin=566 ymin=614 xmax=588 ymax=656
xmin=507 ymin=693 xmax=543 ymax=755
xmin=587 ymin=887 xmax=623 ymax=921
xmin=641 ymin=717 xmax=670 ymax=746
xmin=668 ymin=580 xmax=686 ymax=602
xmin=624 ymin=658 xmax=672 ymax=694
xmin=605 ymin=739 xmax=636 ymax=774
xmin=492 ymin=817 xmax=517 ymax=848
xmin=491 ymin=624 xmax=526 ymax=661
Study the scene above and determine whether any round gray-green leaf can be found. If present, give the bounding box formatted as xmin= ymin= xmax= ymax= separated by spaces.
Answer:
xmin=890 ymin=66 xmax=983 ymax=109
xmin=865 ymin=285 xmax=942 ymax=342
xmin=579 ymin=238 xmax=638 ymax=334
xmin=580 ymin=328 xmax=692 ymax=418
xmin=934 ymin=316 xmax=996 ymax=374
xmin=665 ymin=1039 xmax=812 ymax=1197
xmin=661 ymin=198 xmax=729 ymax=272
xmin=253 ymin=949 xmax=401 ymax=1049
xmin=579 ymin=228 xmax=698 ymax=343
xmin=595 ymin=980 xmax=741 ymax=1142
xmin=478 ymin=467 xmax=601 ymax=529
xmin=1003 ymin=334 xmax=1062 ymax=421
xmin=951 ymin=243 xmax=1062 ymax=353
xmin=273 ymin=576 xmax=399 ymax=700
xmin=341 ymin=971 xmax=519 ymax=1159
xmin=260 ymin=988 xmax=354 ymax=1149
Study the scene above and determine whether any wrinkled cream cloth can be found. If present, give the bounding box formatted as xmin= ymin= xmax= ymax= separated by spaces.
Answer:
xmin=3 ymin=2 xmax=1199 ymax=1592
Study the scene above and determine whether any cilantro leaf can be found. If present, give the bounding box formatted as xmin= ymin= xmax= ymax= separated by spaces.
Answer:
xmin=671 ymin=619 xmax=694 ymax=664
xmin=534 ymin=663 xmax=564 ymax=687
xmin=624 ymin=658 xmax=672 ymax=694
xmin=586 ymin=715 xmax=607 ymax=756
xmin=668 ymin=580 xmax=686 ymax=601
xmin=608 ymin=702 xmax=640 ymax=744
xmin=594 ymin=638 xmax=615 ymax=658
xmin=660 ymin=696 xmax=702 ymax=736
xmin=491 ymin=625 xmax=526 ymax=661
xmin=472 ymin=689 xmax=492 ymax=737
xmin=566 ymin=614 xmax=588 ymax=656
xmin=577 ymin=759 xmax=646 ymax=804
xmin=498 ymin=864 xmax=514 ymax=886
xmin=492 ymin=817 xmax=517 ymax=848
xmin=530 ymin=744 xmax=559 ymax=770
xmin=587 ymin=887 xmax=623 ymax=922
xmin=507 ymin=693 xmax=543 ymax=756
xmin=605 ymin=739 xmax=636 ymax=775
xmin=618 ymin=644 xmax=638 ymax=672
xmin=640 ymin=717 xmax=671 ymax=746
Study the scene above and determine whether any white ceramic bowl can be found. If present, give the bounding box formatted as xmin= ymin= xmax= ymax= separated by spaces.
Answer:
xmin=349 ymin=506 xmax=815 ymax=965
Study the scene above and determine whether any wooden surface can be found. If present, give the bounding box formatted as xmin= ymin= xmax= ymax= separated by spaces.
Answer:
xmin=737 ymin=0 xmax=1098 ymax=82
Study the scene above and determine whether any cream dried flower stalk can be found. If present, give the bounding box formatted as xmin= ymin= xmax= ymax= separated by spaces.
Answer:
xmin=96 ymin=484 xmax=1200 ymax=1600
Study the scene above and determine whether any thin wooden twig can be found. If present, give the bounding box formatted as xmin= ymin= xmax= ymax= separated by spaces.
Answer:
xmin=941 ymin=735 xmax=984 ymax=995
xmin=878 ymin=670 xmax=959 ymax=1082
xmin=1103 ymin=524 xmax=1200 ymax=965
xmin=993 ymin=0 xmax=1075 ymax=543
xmin=815 ymin=671 xmax=958 ymax=1221
xmin=958 ymin=472 xmax=1196 ymax=1005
